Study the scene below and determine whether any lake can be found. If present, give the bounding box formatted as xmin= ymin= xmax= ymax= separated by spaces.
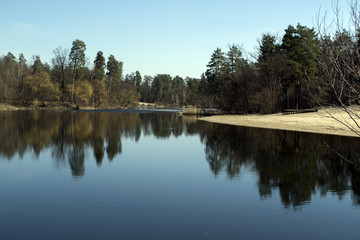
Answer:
xmin=0 ymin=110 xmax=359 ymax=240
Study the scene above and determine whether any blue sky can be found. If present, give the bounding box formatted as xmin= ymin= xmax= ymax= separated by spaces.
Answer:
xmin=1 ymin=0 xmax=349 ymax=78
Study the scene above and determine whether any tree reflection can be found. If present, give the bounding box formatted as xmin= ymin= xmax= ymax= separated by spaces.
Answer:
xmin=0 ymin=111 xmax=186 ymax=176
xmin=198 ymin=122 xmax=360 ymax=208
xmin=93 ymin=136 xmax=104 ymax=166
xmin=68 ymin=142 xmax=85 ymax=177
xmin=0 ymin=110 xmax=360 ymax=207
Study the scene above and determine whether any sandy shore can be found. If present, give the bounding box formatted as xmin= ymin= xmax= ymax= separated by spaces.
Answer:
xmin=199 ymin=107 xmax=360 ymax=137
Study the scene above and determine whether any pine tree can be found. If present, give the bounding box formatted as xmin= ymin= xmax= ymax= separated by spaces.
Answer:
xmin=282 ymin=24 xmax=320 ymax=109
xmin=94 ymin=51 xmax=105 ymax=81
xmin=69 ymin=39 xmax=86 ymax=103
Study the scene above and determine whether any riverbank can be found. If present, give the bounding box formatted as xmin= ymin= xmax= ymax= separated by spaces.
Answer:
xmin=0 ymin=101 xmax=177 ymax=111
xmin=0 ymin=103 xmax=150 ymax=111
xmin=0 ymin=103 xmax=79 ymax=111
xmin=0 ymin=103 xmax=19 ymax=111
xmin=199 ymin=107 xmax=360 ymax=137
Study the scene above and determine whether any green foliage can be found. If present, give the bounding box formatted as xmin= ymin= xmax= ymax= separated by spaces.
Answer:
xmin=256 ymin=34 xmax=290 ymax=112
xmin=185 ymin=77 xmax=199 ymax=106
xmin=1 ymin=52 xmax=18 ymax=101
xmin=69 ymin=39 xmax=86 ymax=72
xmin=258 ymin=34 xmax=278 ymax=61
xmin=226 ymin=44 xmax=243 ymax=76
xmin=31 ymin=55 xmax=43 ymax=74
xmin=171 ymin=76 xmax=185 ymax=106
xmin=4 ymin=52 xmax=16 ymax=62
xmin=205 ymin=45 xmax=255 ymax=112
xmin=140 ymin=75 xmax=152 ymax=102
xmin=206 ymin=48 xmax=226 ymax=96
xmin=94 ymin=51 xmax=105 ymax=81
xmin=282 ymin=24 xmax=320 ymax=76
xmin=134 ymin=70 xmax=142 ymax=93
xmin=18 ymin=53 xmax=27 ymax=84
xmin=69 ymin=39 xmax=86 ymax=103
xmin=282 ymin=24 xmax=320 ymax=109
xmin=151 ymin=74 xmax=172 ymax=102
xmin=106 ymin=54 xmax=122 ymax=96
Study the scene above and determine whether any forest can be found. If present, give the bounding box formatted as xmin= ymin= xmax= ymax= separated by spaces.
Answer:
xmin=1 ymin=4 xmax=360 ymax=113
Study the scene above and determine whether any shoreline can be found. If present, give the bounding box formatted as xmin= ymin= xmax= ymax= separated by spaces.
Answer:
xmin=198 ymin=107 xmax=360 ymax=138
xmin=0 ymin=103 xmax=165 ymax=112
xmin=2 ymin=103 xmax=359 ymax=138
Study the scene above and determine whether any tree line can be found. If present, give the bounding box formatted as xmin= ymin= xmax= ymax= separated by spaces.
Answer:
xmin=0 ymin=40 xmax=140 ymax=108
xmin=1 ymin=2 xmax=359 ymax=112
xmin=0 ymin=38 xmax=210 ymax=108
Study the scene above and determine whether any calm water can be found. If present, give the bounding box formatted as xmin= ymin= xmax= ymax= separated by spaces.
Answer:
xmin=0 ymin=110 xmax=359 ymax=240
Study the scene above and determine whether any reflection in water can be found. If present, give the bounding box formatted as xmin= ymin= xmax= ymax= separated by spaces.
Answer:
xmin=0 ymin=111 xmax=188 ymax=173
xmin=199 ymin=123 xmax=360 ymax=208
xmin=0 ymin=110 xmax=360 ymax=208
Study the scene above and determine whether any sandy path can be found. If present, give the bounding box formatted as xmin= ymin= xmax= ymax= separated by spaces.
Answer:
xmin=199 ymin=107 xmax=360 ymax=137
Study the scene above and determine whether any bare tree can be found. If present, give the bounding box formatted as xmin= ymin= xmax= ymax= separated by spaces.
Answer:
xmin=313 ymin=0 xmax=360 ymax=136
xmin=52 ymin=46 xmax=69 ymax=102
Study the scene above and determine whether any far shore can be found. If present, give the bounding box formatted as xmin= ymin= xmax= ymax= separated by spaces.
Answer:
xmin=2 ymin=102 xmax=360 ymax=137
xmin=0 ymin=102 xmax=166 ymax=111
xmin=199 ymin=107 xmax=360 ymax=138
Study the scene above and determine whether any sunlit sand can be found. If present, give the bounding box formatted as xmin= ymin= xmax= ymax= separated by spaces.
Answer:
xmin=199 ymin=107 xmax=360 ymax=137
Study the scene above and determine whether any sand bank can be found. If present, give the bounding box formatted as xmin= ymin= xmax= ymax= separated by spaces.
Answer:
xmin=199 ymin=107 xmax=360 ymax=137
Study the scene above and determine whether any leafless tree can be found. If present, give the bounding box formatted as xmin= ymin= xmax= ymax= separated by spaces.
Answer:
xmin=52 ymin=46 xmax=69 ymax=102
xmin=313 ymin=0 xmax=360 ymax=136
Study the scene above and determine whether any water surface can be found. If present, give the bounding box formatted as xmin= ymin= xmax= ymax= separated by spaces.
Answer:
xmin=0 ymin=110 xmax=359 ymax=239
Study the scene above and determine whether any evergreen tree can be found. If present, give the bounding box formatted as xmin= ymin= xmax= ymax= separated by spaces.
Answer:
xmin=134 ymin=70 xmax=142 ymax=93
xmin=258 ymin=34 xmax=278 ymax=61
xmin=171 ymin=75 xmax=185 ymax=106
xmin=205 ymin=48 xmax=226 ymax=105
xmin=151 ymin=74 xmax=172 ymax=102
xmin=94 ymin=51 xmax=105 ymax=81
xmin=2 ymin=52 xmax=18 ymax=101
xmin=185 ymin=77 xmax=199 ymax=106
xmin=141 ymin=75 xmax=152 ymax=102
xmin=106 ymin=55 xmax=126 ymax=105
xmin=31 ymin=55 xmax=43 ymax=74
xmin=106 ymin=55 xmax=122 ymax=96
xmin=69 ymin=40 xmax=86 ymax=72
xmin=18 ymin=53 xmax=27 ymax=83
xmin=226 ymin=44 xmax=243 ymax=76
xmin=206 ymin=48 xmax=226 ymax=80
xmin=69 ymin=39 xmax=86 ymax=103
xmin=256 ymin=33 xmax=288 ymax=112
xmin=16 ymin=53 xmax=27 ymax=101
xmin=282 ymin=24 xmax=320 ymax=109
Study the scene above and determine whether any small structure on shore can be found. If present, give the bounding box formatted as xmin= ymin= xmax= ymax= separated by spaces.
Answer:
xmin=180 ymin=107 xmax=222 ymax=116
xmin=282 ymin=109 xmax=318 ymax=115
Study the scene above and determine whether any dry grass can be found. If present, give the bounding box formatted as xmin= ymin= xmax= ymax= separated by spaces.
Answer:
xmin=0 ymin=103 xmax=18 ymax=111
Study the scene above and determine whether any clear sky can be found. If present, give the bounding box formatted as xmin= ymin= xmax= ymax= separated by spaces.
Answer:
xmin=0 ymin=0 xmax=349 ymax=78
